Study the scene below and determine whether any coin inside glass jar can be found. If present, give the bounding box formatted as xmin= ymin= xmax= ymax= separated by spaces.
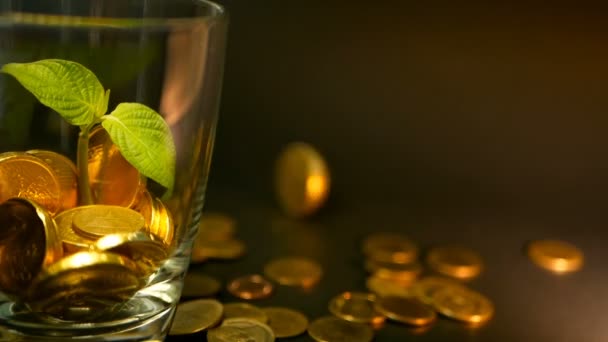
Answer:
xmin=71 ymin=205 xmax=145 ymax=239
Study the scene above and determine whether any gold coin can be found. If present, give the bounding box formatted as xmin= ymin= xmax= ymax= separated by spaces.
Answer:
xmin=262 ymin=307 xmax=308 ymax=338
xmin=54 ymin=207 xmax=97 ymax=254
xmin=198 ymin=212 xmax=236 ymax=241
xmin=264 ymin=257 xmax=322 ymax=288
xmin=208 ymin=317 xmax=275 ymax=342
xmin=223 ymin=302 xmax=268 ymax=323
xmin=94 ymin=231 xmax=167 ymax=277
xmin=227 ymin=274 xmax=274 ymax=300
xmin=0 ymin=198 xmax=63 ymax=300
xmin=26 ymin=251 xmax=141 ymax=316
xmin=307 ymin=316 xmax=373 ymax=342
xmin=181 ymin=273 xmax=222 ymax=298
xmin=133 ymin=191 xmax=175 ymax=247
xmin=88 ymin=125 xmax=145 ymax=207
xmin=527 ymin=239 xmax=583 ymax=274
xmin=432 ymin=286 xmax=494 ymax=324
xmin=71 ymin=205 xmax=145 ymax=239
xmin=169 ymin=298 xmax=223 ymax=335
xmin=410 ymin=276 xmax=465 ymax=306
xmin=192 ymin=239 xmax=246 ymax=261
xmin=426 ymin=245 xmax=483 ymax=280
xmin=365 ymin=276 xmax=412 ymax=298
xmin=328 ymin=292 xmax=385 ymax=325
xmin=274 ymin=142 xmax=330 ymax=218
xmin=365 ymin=260 xmax=422 ymax=283
xmin=375 ymin=296 xmax=437 ymax=326
xmin=0 ymin=152 xmax=62 ymax=214
xmin=26 ymin=150 xmax=78 ymax=211
xmin=362 ymin=232 xmax=418 ymax=264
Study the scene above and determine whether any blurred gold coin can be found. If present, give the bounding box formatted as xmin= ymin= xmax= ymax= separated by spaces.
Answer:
xmin=94 ymin=231 xmax=167 ymax=277
xmin=0 ymin=198 xmax=62 ymax=299
xmin=307 ymin=316 xmax=373 ymax=342
xmin=208 ymin=318 xmax=275 ymax=342
xmin=227 ymin=274 xmax=274 ymax=300
xmin=223 ymin=302 xmax=268 ymax=323
xmin=365 ymin=260 xmax=422 ymax=283
xmin=0 ymin=152 xmax=62 ymax=214
xmin=71 ymin=205 xmax=145 ymax=239
xmin=410 ymin=276 xmax=465 ymax=306
xmin=54 ymin=207 xmax=97 ymax=254
xmin=365 ymin=276 xmax=412 ymax=298
xmin=432 ymin=286 xmax=494 ymax=324
xmin=169 ymin=299 xmax=223 ymax=335
xmin=363 ymin=232 xmax=419 ymax=264
xmin=181 ymin=273 xmax=222 ymax=298
xmin=88 ymin=125 xmax=145 ymax=207
xmin=527 ymin=239 xmax=583 ymax=274
xmin=275 ymin=142 xmax=330 ymax=218
xmin=262 ymin=307 xmax=308 ymax=338
xmin=198 ymin=212 xmax=236 ymax=241
xmin=375 ymin=296 xmax=437 ymax=326
xmin=328 ymin=292 xmax=385 ymax=325
xmin=26 ymin=150 xmax=78 ymax=211
xmin=426 ymin=245 xmax=483 ymax=280
xmin=264 ymin=257 xmax=322 ymax=288
xmin=133 ymin=191 xmax=175 ymax=246
xmin=26 ymin=251 xmax=141 ymax=316
xmin=192 ymin=239 xmax=246 ymax=262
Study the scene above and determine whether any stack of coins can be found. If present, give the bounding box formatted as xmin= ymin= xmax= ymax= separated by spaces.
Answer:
xmin=0 ymin=129 xmax=175 ymax=320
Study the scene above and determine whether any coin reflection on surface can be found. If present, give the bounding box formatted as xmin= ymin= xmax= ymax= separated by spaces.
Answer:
xmin=88 ymin=126 xmax=145 ymax=208
xmin=0 ymin=152 xmax=62 ymax=214
xmin=0 ymin=198 xmax=62 ymax=299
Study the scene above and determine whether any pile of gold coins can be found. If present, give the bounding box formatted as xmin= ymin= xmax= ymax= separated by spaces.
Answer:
xmin=0 ymin=127 xmax=174 ymax=319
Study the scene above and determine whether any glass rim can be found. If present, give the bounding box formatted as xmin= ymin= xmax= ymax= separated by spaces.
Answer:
xmin=0 ymin=0 xmax=226 ymax=29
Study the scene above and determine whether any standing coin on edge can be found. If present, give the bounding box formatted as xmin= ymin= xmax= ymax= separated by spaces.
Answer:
xmin=264 ymin=257 xmax=322 ymax=288
xmin=274 ymin=142 xmax=330 ymax=218
xmin=426 ymin=245 xmax=483 ymax=280
xmin=527 ymin=239 xmax=583 ymax=274
xmin=308 ymin=316 xmax=373 ymax=342
xmin=262 ymin=307 xmax=309 ymax=338
xmin=169 ymin=299 xmax=223 ymax=335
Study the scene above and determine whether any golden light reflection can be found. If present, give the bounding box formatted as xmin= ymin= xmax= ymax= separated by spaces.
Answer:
xmin=306 ymin=174 xmax=328 ymax=202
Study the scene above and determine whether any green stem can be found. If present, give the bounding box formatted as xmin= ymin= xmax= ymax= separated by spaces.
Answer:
xmin=77 ymin=125 xmax=94 ymax=205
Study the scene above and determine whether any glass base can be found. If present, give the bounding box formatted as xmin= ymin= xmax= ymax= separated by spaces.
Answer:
xmin=0 ymin=254 xmax=191 ymax=341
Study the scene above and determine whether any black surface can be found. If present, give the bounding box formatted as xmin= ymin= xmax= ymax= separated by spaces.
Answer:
xmin=165 ymin=187 xmax=607 ymax=342
xmin=171 ymin=1 xmax=608 ymax=341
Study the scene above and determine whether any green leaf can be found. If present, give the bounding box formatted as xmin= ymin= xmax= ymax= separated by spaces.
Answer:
xmin=0 ymin=59 xmax=108 ymax=126
xmin=101 ymin=103 xmax=175 ymax=192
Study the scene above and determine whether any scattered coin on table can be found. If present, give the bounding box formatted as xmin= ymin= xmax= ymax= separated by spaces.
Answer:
xmin=426 ymin=245 xmax=484 ymax=280
xmin=181 ymin=273 xmax=222 ymax=298
xmin=527 ymin=239 xmax=583 ymax=274
xmin=223 ymin=302 xmax=269 ymax=323
xmin=169 ymin=299 xmax=223 ymax=335
xmin=375 ymin=295 xmax=437 ymax=326
xmin=262 ymin=307 xmax=309 ymax=338
xmin=264 ymin=256 xmax=322 ymax=288
xmin=362 ymin=232 xmax=419 ymax=264
xmin=431 ymin=285 xmax=494 ymax=324
xmin=328 ymin=291 xmax=385 ymax=326
xmin=307 ymin=316 xmax=374 ymax=342
xmin=208 ymin=317 xmax=275 ymax=342
xmin=227 ymin=274 xmax=274 ymax=300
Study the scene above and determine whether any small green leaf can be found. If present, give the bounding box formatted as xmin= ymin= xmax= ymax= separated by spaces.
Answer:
xmin=102 ymin=103 xmax=175 ymax=192
xmin=0 ymin=59 xmax=107 ymax=126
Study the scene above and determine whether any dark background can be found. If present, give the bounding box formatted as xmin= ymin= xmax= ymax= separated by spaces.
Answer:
xmin=178 ymin=2 xmax=608 ymax=341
